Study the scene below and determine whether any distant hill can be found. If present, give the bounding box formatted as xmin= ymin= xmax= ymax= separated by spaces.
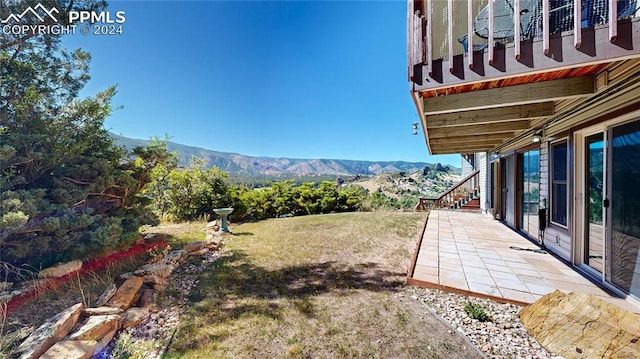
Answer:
xmin=352 ymin=165 xmax=461 ymax=199
xmin=111 ymin=133 xmax=457 ymax=177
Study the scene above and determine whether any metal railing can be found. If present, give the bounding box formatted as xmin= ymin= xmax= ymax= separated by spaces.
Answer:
xmin=407 ymin=0 xmax=640 ymax=77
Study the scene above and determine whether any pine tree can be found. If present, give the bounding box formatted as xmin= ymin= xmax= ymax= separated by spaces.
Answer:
xmin=0 ymin=1 xmax=167 ymax=270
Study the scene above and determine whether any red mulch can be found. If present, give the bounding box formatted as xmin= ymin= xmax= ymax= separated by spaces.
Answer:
xmin=5 ymin=239 xmax=168 ymax=313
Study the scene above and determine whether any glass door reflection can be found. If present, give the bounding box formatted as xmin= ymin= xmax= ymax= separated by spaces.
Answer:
xmin=585 ymin=133 xmax=604 ymax=273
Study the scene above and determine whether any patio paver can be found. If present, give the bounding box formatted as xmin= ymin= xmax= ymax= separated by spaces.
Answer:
xmin=408 ymin=210 xmax=640 ymax=313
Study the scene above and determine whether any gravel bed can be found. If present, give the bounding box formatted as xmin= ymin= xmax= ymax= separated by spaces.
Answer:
xmin=406 ymin=286 xmax=562 ymax=359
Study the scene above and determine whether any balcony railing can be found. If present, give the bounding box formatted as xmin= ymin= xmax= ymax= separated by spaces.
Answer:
xmin=408 ymin=0 xmax=640 ymax=90
xmin=415 ymin=169 xmax=480 ymax=210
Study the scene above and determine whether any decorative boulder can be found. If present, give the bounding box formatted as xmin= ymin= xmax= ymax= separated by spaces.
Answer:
xmin=183 ymin=241 xmax=206 ymax=253
xmin=38 ymin=260 xmax=83 ymax=278
xmin=138 ymin=288 xmax=157 ymax=310
xmin=189 ymin=248 xmax=210 ymax=257
xmin=82 ymin=307 xmax=123 ymax=317
xmin=68 ymin=314 xmax=122 ymax=341
xmin=13 ymin=303 xmax=84 ymax=359
xmin=134 ymin=263 xmax=174 ymax=278
xmin=39 ymin=340 xmax=97 ymax=359
xmin=94 ymin=283 xmax=117 ymax=307
xmin=520 ymin=290 xmax=640 ymax=358
xmin=161 ymin=250 xmax=187 ymax=266
xmin=121 ymin=307 xmax=149 ymax=329
xmin=106 ymin=276 xmax=144 ymax=310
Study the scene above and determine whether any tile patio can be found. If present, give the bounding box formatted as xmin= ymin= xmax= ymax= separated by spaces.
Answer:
xmin=408 ymin=210 xmax=639 ymax=313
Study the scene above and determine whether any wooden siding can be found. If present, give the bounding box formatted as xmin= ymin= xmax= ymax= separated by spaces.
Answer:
xmin=537 ymin=141 xmax=574 ymax=262
xmin=545 ymin=226 xmax=573 ymax=261
xmin=478 ymin=152 xmax=488 ymax=211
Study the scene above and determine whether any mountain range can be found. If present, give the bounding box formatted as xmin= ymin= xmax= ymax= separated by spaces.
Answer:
xmin=111 ymin=134 xmax=455 ymax=177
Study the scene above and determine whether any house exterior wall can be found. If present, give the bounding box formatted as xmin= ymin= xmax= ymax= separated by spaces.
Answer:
xmin=410 ymin=0 xmax=640 ymax=306
xmin=545 ymin=226 xmax=573 ymax=261
xmin=460 ymin=155 xmax=474 ymax=177
xmin=539 ymin=138 xmax=574 ymax=261
xmin=489 ymin=141 xmax=576 ymax=260
xmin=478 ymin=152 xmax=488 ymax=212
xmin=510 ymin=79 xmax=640 ymax=290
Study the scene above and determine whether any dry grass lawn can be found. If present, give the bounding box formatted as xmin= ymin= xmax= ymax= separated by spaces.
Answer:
xmin=163 ymin=212 xmax=483 ymax=359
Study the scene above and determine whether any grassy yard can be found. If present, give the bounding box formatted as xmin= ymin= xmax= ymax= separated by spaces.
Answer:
xmin=162 ymin=212 xmax=482 ymax=359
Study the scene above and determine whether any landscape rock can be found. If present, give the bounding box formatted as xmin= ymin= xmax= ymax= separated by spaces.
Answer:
xmin=189 ymin=248 xmax=209 ymax=256
xmin=10 ymin=229 xmax=225 ymax=359
xmin=138 ymin=288 xmax=157 ymax=310
xmin=94 ymin=283 xmax=117 ymax=307
xmin=183 ymin=241 xmax=206 ymax=253
xmin=206 ymin=234 xmax=223 ymax=247
xmin=143 ymin=274 xmax=167 ymax=285
xmin=38 ymin=260 xmax=83 ymax=278
xmin=122 ymin=307 xmax=150 ymax=329
xmin=520 ymin=290 xmax=640 ymax=358
xmin=118 ymin=272 xmax=134 ymax=280
xmin=94 ymin=326 xmax=118 ymax=354
xmin=152 ymin=282 xmax=168 ymax=293
xmin=134 ymin=263 xmax=174 ymax=278
xmin=82 ymin=307 xmax=123 ymax=317
xmin=106 ymin=276 xmax=144 ymax=310
xmin=161 ymin=250 xmax=187 ymax=266
xmin=39 ymin=340 xmax=97 ymax=359
xmin=14 ymin=303 xmax=84 ymax=359
xmin=143 ymin=275 xmax=169 ymax=292
xmin=68 ymin=314 xmax=121 ymax=341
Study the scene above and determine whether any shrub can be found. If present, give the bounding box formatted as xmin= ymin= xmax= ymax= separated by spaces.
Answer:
xmin=463 ymin=302 xmax=491 ymax=322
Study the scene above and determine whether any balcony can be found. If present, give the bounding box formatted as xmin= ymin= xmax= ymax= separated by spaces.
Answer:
xmin=408 ymin=0 xmax=640 ymax=90
xmin=408 ymin=0 xmax=640 ymax=154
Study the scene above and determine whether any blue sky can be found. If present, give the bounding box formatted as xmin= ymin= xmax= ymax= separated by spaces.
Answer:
xmin=64 ymin=0 xmax=460 ymax=166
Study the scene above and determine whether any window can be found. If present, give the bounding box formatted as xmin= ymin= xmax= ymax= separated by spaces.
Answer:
xmin=550 ymin=140 xmax=568 ymax=226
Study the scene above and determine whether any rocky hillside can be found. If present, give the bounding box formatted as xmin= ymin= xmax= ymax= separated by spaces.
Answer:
xmin=350 ymin=163 xmax=461 ymax=199
xmin=111 ymin=133 xmax=449 ymax=177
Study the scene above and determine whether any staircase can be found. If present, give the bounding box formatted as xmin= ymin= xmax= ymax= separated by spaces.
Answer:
xmin=415 ymin=170 xmax=480 ymax=211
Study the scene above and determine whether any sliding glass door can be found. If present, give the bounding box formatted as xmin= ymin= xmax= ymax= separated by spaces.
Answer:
xmin=585 ymin=133 xmax=604 ymax=273
xmin=520 ymin=149 xmax=540 ymax=239
xmin=607 ymin=120 xmax=640 ymax=299
xmin=576 ymin=118 xmax=640 ymax=300
xmin=502 ymin=155 xmax=516 ymax=228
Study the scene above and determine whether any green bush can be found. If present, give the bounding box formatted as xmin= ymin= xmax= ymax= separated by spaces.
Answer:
xmin=463 ymin=302 xmax=491 ymax=322
xmin=235 ymin=180 xmax=367 ymax=220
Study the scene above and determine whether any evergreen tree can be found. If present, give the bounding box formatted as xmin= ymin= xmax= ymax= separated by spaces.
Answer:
xmin=0 ymin=1 xmax=166 ymax=269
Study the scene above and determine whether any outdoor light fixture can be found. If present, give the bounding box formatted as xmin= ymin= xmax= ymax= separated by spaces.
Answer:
xmin=532 ymin=130 xmax=543 ymax=143
xmin=412 ymin=122 xmax=419 ymax=135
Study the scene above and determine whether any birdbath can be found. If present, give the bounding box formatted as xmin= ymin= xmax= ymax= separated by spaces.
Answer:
xmin=213 ymin=208 xmax=234 ymax=234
